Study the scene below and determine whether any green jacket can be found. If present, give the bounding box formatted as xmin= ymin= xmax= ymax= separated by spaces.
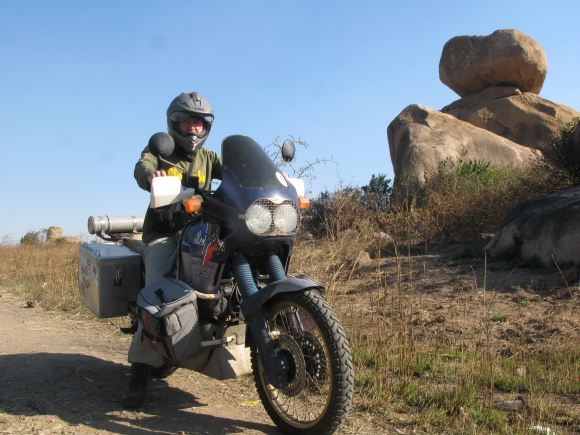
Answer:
xmin=134 ymin=145 xmax=222 ymax=244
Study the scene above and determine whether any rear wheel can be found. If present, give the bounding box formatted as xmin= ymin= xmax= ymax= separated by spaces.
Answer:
xmin=250 ymin=290 xmax=353 ymax=435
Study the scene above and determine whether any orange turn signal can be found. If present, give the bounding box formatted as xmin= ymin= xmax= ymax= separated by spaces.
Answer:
xmin=298 ymin=197 xmax=310 ymax=210
xmin=185 ymin=198 xmax=202 ymax=213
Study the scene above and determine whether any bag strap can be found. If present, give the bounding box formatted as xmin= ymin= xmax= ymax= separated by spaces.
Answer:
xmin=139 ymin=308 xmax=176 ymax=361
xmin=139 ymin=310 xmax=158 ymax=341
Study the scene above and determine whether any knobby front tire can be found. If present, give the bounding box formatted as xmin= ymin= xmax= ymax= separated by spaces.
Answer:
xmin=250 ymin=289 xmax=353 ymax=435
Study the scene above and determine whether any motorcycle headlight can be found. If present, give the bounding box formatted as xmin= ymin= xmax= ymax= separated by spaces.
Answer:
xmin=273 ymin=202 xmax=299 ymax=233
xmin=245 ymin=199 xmax=300 ymax=235
xmin=246 ymin=201 xmax=273 ymax=234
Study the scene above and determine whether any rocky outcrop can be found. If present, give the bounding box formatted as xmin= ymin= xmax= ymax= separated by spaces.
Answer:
xmin=440 ymin=29 xmax=547 ymax=97
xmin=388 ymin=104 xmax=538 ymax=183
xmin=46 ymin=226 xmax=80 ymax=243
xmin=62 ymin=236 xmax=81 ymax=244
xmin=386 ymin=28 xmax=580 ymax=265
xmin=47 ymin=226 xmax=64 ymax=242
xmin=442 ymin=87 xmax=580 ymax=152
xmin=485 ymin=185 xmax=580 ymax=264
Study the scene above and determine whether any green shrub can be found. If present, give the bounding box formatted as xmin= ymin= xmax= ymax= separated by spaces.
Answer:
xmin=360 ymin=173 xmax=392 ymax=214
xmin=491 ymin=311 xmax=508 ymax=322
xmin=543 ymin=117 xmax=580 ymax=186
xmin=20 ymin=231 xmax=40 ymax=244
xmin=302 ymin=186 xmax=370 ymax=239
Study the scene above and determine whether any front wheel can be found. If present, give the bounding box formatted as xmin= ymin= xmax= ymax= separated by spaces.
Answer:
xmin=251 ymin=290 xmax=353 ymax=435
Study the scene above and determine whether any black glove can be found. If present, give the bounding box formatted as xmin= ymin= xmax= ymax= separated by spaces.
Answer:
xmin=148 ymin=202 xmax=183 ymax=234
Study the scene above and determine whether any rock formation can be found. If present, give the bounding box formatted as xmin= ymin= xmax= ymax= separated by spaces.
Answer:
xmin=62 ymin=236 xmax=81 ymax=243
xmin=439 ymin=29 xmax=547 ymax=97
xmin=485 ymin=185 xmax=580 ymax=264
xmin=388 ymin=29 xmax=578 ymax=183
xmin=388 ymin=104 xmax=537 ymax=183
xmin=46 ymin=226 xmax=80 ymax=243
xmin=442 ymin=87 xmax=580 ymax=153
xmin=387 ymin=28 xmax=580 ymax=263
xmin=47 ymin=226 xmax=64 ymax=242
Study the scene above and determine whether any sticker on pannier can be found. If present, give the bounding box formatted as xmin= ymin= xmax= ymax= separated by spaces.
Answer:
xmin=137 ymin=277 xmax=201 ymax=362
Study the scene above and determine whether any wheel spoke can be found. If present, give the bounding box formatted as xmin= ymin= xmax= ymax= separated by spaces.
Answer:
xmin=263 ymin=301 xmax=330 ymax=423
xmin=250 ymin=290 xmax=353 ymax=434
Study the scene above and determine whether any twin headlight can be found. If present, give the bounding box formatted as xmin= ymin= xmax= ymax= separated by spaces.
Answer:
xmin=245 ymin=199 xmax=300 ymax=235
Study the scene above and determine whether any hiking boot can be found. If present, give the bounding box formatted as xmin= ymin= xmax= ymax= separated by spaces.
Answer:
xmin=150 ymin=363 xmax=179 ymax=379
xmin=122 ymin=363 xmax=151 ymax=408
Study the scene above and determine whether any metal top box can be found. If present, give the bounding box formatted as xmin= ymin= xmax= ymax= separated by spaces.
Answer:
xmin=82 ymin=243 xmax=142 ymax=260
xmin=79 ymin=243 xmax=142 ymax=318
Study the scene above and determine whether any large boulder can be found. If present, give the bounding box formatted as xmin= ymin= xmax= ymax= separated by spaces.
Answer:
xmin=441 ymin=87 xmax=580 ymax=152
xmin=485 ymin=185 xmax=580 ymax=264
xmin=439 ymin=29 xmax=547 ymax=97
xmin=387 ymin=104 xmax=538 ymax=183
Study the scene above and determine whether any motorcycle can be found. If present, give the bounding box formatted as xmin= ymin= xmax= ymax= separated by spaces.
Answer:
xmin=82 ymin=134 xmax=353 ymax=435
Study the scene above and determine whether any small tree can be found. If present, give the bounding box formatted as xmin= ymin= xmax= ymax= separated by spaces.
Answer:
xmin=20 ymin=231 xmax=41 ymax=244
xmin=543 ymin=117 xmax=580 ymax=187
xmin=19 ymin=228 xmax=49 ymax=244
xmin=360 ymin=173 xmax=393 ymax=214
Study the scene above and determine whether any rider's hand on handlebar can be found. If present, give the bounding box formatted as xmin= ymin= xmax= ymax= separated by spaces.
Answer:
xmin=148 ymin=169 xmax=167 ymax=184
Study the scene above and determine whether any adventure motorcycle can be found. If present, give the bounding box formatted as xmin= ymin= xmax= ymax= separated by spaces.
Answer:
xmin=81 ymin=134 xmax=353 ymax=435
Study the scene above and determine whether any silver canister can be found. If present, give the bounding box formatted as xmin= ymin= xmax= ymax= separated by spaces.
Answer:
xmin=87 ymin=215 xmax=145 ymax=236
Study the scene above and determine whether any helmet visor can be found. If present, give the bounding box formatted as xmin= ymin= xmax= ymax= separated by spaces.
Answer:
xmin=169 ymin=112 xmax=214 ymax=125
xmin=170 ymin=112 xmax=213 ymax=139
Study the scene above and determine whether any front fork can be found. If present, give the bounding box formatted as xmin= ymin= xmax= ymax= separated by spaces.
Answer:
xmin=234 ymin=253 xmax=290 ymax=389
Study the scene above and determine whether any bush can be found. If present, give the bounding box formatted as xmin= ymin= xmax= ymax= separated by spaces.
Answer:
xmin=541 ymin=117 xmax=580 ymax=187
xmin=20 ymin=229 xmax=48 ymax=244
xmin=303 ymin=186 xmax=371 ymax=239
xmin=304 ymin=121 xmax=579 ymax=245
xmin=20 ymin=231 xmax=41 ymax=244
xmin=360 ymin=173 xmax=392 ymax=214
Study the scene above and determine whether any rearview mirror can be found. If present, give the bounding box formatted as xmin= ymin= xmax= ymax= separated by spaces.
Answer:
xmin=148 ymin=132 xmax=175 ymax=158
xmin=281 ymin=139 xmax=295 ymax=163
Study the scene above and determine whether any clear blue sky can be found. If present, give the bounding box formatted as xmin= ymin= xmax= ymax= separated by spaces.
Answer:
xmin=1 ymin=0 xmax=579 ymax=242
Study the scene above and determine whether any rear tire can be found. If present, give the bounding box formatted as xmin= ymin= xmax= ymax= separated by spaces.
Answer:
xmin=250 ymin=290 xmax=353 ymax=435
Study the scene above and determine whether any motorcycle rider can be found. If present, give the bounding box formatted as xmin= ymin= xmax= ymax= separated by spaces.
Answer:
xmin=123 ymin=92 xmax=222 ymax=407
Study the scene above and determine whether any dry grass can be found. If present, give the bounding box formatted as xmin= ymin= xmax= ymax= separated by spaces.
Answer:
xmin=384 ymin=159 xmax=566 ymax=246
xmin=0 ymin=242 xmax=82 ymax=311
xmin=293 ymin=157 xmax=580 ymax=432
xmin=0 ymin=243 xmax=129 ymax=327
xmin=291 ymin=234 xmax=580 ymax=434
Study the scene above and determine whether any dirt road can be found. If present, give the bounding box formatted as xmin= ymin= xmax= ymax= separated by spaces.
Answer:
xmin=0 ymin=292 xmax=370 ymax=435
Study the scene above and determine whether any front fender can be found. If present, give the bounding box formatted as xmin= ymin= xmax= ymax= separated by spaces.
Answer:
xmin=240 ymin=275 xmax=325 ymax=320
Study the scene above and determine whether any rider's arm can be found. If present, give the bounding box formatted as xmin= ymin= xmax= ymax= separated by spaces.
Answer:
xmin=210 ymin=151 xmax=223 ymax=180
xmin=134 ymin=146 xmax=159 ymax=192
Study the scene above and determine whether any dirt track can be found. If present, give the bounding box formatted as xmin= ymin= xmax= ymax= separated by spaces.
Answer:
xmin=0 ymin=291 xmax=372 ymax=435
xmin=0 ymin=289 xmax=384 ymax=435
